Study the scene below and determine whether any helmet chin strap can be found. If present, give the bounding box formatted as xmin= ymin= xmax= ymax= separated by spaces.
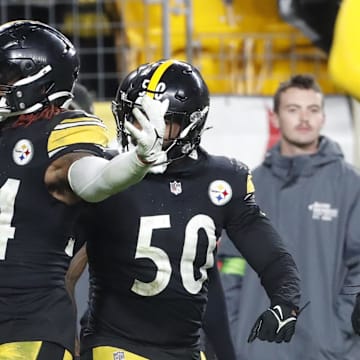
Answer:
xmin=0 ymin=64 xmax=72 ymax=121
xmin=0 ymin=98 xmax=43 ymax=121
xmin=0 ymin=90 xmax=73 ymax=121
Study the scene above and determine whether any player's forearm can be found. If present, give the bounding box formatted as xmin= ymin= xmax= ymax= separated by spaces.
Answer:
xmin=65 ymin=245 xmax=88 ymax=358
xmin=68 ymin=150 xmax=151 ymax=202
xmin=259 ymin=252 xmax=301 ymax=308
xmin=65 ymin=244 xmax=88 ymax=295
xmin=229 ymin=213 xmax=301 ymax=307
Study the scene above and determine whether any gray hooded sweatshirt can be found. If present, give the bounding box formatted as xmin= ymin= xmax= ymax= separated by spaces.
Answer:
xmin=235 ymin=136 xmax=360 ymax=360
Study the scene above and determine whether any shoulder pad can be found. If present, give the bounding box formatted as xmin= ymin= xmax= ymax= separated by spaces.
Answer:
xmin=48 ymin=113 xmax=110 ymax=158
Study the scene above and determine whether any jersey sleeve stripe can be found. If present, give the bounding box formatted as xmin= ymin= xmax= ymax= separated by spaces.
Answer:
xmin=57 ymin=116 xmax=106 ymax=127
xmin=54 ymin=120 xmax=107 ymax=130
xmin=48 ymin=117 xmax=110 ymax=155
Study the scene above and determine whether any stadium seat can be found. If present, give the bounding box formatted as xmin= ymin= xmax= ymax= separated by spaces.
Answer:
xmin=172 ymin=46 xmax=243 ymax=94
xmin=254 ymin=57 xmax=339 ymax=95
xmin=118 ymin=0 xmax=245 ymax=93
xmin=117 ymin=0 xmax=339 ymax=95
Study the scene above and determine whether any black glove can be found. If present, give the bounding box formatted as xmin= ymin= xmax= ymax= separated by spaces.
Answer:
xmin=352 ymin=293 xmax=360 ymax=335
xmin=248 ymin=304 xmax=297 ymax=343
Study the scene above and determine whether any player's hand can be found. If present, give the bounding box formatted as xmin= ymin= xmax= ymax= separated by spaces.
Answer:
xmin=247 ymin=304 xmax=297 ymax=343
xmin=125 ymin=95 xmax=169 ymax=164
xmin=352 ymin=293 xmax=360 ymax=335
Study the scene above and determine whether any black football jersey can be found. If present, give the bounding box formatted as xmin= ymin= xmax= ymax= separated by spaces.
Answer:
xmin=82 ymin=148 xmax=274 ymax=353
xmin=0 ymin=110 xmax=110 ymax=352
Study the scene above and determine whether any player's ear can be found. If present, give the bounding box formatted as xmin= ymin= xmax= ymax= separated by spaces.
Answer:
xmin=270 ymin=109 xmax=280 ymax=129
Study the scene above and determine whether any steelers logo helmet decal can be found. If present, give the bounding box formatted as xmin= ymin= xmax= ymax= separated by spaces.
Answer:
xmin=13 ymin=139 xmax=34 ymax=165
xmin=208 ymin=180 xmax=232 ymax=206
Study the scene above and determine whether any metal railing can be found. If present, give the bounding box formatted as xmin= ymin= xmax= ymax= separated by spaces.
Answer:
xmin=0 ymin=0 xmax=340 ymax=100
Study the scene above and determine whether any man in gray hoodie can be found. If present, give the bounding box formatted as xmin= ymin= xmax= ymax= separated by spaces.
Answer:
xmin=220 ymin=74 xmax=360 ymax=359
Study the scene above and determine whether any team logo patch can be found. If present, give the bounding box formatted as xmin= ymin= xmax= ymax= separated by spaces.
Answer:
xmin=208 ymin=180 xmax=232 ymax=206
xmin=113 ymin=351 xmax=125 ymax=360
xmin=308 ymin=201 xmax=338 ymax=221
xmin=12 ymin=139 xmax=34 ymax=165
xmin=170 ymin=180 xmax=182 ymax=195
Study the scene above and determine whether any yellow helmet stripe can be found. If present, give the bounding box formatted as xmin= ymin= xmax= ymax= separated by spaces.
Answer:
xmin=146 ymin=59 xmax=175 ymax=98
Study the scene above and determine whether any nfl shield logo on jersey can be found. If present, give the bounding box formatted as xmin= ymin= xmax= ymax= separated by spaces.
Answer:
xmin=113 ymin=351 xmax=125 ymax=360
xmin=170 ymin=180 xmax=182 ymax=195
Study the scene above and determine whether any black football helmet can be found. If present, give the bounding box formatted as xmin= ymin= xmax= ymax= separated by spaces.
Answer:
xmin=112 ymin=59 xmax=210 ymax=162
xmin=0 ymin=20 xmax=79 ymax=119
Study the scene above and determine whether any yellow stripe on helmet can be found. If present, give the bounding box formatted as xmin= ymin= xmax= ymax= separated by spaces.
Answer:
xmin=146 ymin=59 xmax=176 ymax=98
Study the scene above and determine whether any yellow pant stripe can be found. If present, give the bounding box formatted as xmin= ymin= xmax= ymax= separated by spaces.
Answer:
xmin=63 ymin=349 xmax=73 ymax=360
xmin=0 ymin=341 xmax=42 ymax=360
xmin=92 ymin=345 xmax=205 ymax=360
xmin=93 ymin=346 xmax=149 ymax=360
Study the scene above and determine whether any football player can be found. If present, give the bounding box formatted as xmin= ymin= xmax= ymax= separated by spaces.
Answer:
xmin=78 ymin=59 xmax=302 ymax=360
xmin=0 ymin=20 xmax=166 ymax=360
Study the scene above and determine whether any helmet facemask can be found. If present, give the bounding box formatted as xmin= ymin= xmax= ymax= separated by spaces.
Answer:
xmin=111 ymin=89 xmax=135 ymax=151
xmin=0 ymin=64 xmax=59 ymax=118
xmin=161 ymin=105 xmax=210 ymax=163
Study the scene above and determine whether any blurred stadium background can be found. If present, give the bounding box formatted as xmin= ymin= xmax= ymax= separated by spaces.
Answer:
xmin=3 ymin=0 xmax=357 ymax=336
xmin=1 ymin=0 xmax=357 ymax=168
xmin=0 ymin=0 xmax=341 ymax=98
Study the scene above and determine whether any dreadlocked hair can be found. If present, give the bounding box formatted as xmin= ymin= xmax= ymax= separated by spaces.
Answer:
xmin=12 ymin=105 xmax=63 ymax=128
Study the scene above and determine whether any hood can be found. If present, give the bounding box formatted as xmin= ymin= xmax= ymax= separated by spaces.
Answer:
xmin=262 ymin=136 xmax=344 ymax=182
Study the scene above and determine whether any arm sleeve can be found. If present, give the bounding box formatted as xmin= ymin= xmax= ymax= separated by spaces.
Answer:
xmin=222 ymin=160 xmax=300 ymax=308
xmin=202 ymin=265 xmax=237 ymax=360
xmin=226 ymin=205 xmax=301 ymax=308
xmin=68 ymin=149 xmax=151 ymax=202
xmin=328 ymin=0 xmax=360 ymax=99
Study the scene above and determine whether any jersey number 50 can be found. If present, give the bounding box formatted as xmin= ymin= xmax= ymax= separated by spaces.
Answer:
xmin=131 ymin=214 xmax=217 ymax=296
